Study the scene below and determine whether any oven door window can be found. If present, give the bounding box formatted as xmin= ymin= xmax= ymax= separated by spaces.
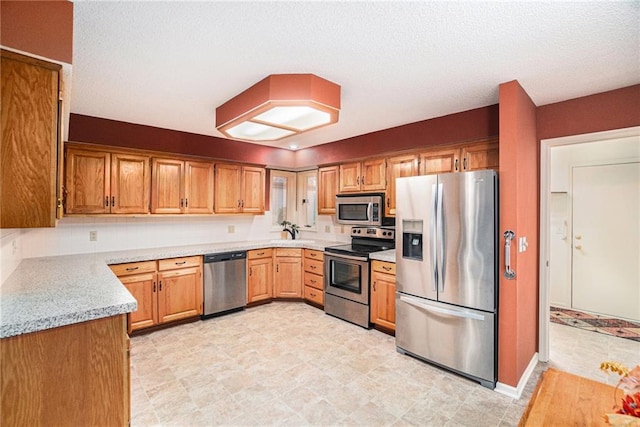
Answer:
xmin=338 ymin=204 xmax=370 ymax=222
xmin=329 ymin=259 xmax=362 ymax=294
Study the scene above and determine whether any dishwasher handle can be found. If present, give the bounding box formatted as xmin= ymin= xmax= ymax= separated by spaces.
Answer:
xmin=204 ymin=251 xmax=247 ymax=263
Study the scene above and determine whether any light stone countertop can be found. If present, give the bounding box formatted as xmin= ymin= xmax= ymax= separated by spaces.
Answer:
xmin=369 ymin=249 xmax=396 ymax=263
xmin=0 ymin=239 xmax=342 ymax=339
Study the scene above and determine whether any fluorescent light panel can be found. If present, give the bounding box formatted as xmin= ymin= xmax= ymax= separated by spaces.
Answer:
xmin=226 ymin=121 xmax=295 ymax=141
xmin=253 ymin=106 xmax=332 ymax=131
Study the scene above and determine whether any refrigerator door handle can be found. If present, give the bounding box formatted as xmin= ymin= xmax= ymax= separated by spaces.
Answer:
xmin=430 ymin=184 xmax=438 ymax=291
xmin=436 ymin=183 xmax=445 ymax=293
xmin=400 ymin=295 xmax=485 ymax=321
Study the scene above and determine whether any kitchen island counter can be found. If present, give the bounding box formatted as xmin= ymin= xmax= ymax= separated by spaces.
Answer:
xmin=0 ymin=239 xmax=343 ymax=338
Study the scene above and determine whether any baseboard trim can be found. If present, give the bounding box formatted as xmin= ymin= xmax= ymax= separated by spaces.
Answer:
xmin=495 ymin=352 xmax=539 ymax=399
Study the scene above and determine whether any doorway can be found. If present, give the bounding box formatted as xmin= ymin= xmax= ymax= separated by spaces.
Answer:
xmin=539 ymin=126 xmax=640 ymax=361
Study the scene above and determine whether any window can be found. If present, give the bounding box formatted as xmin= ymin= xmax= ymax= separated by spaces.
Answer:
xmin=269 ymin=169 xmax=318 ymax=231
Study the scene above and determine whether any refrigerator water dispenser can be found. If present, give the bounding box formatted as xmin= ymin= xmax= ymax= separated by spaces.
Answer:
xmin=402 ymin=219 xmax=423 ymax=260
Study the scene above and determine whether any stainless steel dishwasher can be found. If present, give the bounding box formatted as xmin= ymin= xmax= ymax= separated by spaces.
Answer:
xmin=202 ymin=251 xmax=247 ymax=318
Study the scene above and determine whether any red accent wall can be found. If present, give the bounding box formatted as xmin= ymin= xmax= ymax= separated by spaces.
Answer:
xmin=68 ymin=114 xmax=295 ymax=167
xmin=537 ymin=84 xmax=640 ymax=141
xmin=0 ymin=0 xmax=73 ymax=64
xmin=498 ymin=81 xmax=539 ymax=387
xmin=295 ymin=105 xmax=499 ymax=168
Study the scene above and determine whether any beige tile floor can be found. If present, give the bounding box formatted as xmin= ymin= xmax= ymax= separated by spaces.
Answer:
xmin=130 ymin=302 xmax=638 ymax=426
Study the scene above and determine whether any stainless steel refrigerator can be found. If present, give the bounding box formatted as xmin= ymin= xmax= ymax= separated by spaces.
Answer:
xmin=395 ymin=170 xmax=497 ymax=388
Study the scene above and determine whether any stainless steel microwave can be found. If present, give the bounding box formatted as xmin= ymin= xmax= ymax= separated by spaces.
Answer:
xmin=335 ymin=193 xmax=394 ymax=226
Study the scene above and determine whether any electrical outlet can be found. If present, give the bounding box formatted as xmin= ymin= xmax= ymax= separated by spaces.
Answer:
xmin=11 ymin=239 xmax=17 ymax=255
xmin=89 ymin=231 xmax=97 ymax=241
xmin=324 ymin=225 xmax=331 ymax=233
xmin=227 ymin=225 xmax=235 ymax=234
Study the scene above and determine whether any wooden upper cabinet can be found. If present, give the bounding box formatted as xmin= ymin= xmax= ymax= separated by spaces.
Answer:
xmin=461 ymin=139 xmax=499 ymax=171
xmin=111 ymin=153 xmax=151 ymax=214
xmin=318 ymin=166 xmax=339 ymax=214
xmin=65 ymin=147 xmax=111 ymax=214
xmin=339 ymin=158 xmax=386 ymax=193
xmin=214 ymin=163 xmax=265 ymax=214
xmin=184 ymin=161 xmax=214 ymax=214
xmin=386 ymin=154 xmax=419 ymax=217
xmin=1 ymin=50 xmax=61 ymax=228
xmin=151 ymin=158 xmax=213 ymax=214
xmin=420 ymin=147 xmax=460 ymax=175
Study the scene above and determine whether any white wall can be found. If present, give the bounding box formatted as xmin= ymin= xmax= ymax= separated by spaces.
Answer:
xmin=549 ymin=136 xmax=640 ymax=307
xmin=1 ymin=230 xmax=24 ymax=284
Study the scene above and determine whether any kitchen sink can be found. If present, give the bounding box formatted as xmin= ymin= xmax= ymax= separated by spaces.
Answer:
xmin=268 ymin=239 xmax=315 ymax=244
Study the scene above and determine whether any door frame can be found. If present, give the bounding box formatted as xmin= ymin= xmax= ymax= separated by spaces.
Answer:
xmin=539 ymin=126 xmax=640 ymax=362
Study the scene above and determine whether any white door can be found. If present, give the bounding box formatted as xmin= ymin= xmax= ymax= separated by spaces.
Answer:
xmin=571 ymin=162 xmax=640 ymax=321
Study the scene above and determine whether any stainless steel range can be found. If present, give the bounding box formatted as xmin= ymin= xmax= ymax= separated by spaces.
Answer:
xmin=324 ymin=226 xmax=395 ymax=328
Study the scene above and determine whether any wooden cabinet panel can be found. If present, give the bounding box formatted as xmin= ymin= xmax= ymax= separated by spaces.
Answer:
xmin=109 ymin=260 xmax=156 ymax=277
xmin=420 ymin=147 xmax=460 ymax=175
xmin=304 ymin=258 xmax=323 ymax=275
xmin=111 ymin=152 xmax=150 ymax=214
xmin=158 ymin=255 xmax=201 ymax=271
xmin=247 ymin=255 xmax=273 ymax=303
xmin=304 ymin=249 xmax=324 ymax=261
xmin=247 ymin=248 xmax=272 ymax=260
xmin=372 ymin=260 xmax=396 ymax=275
xmin=339 ymin=162 xmax=362 ymax=192
xmin=274 ymin=256 xmax=302 ymax=298
xmin=65 ymin=148 xmax=111 ymax=214
xmin=214 ymin=163 xmax=241 ymax=213
xmin=275 ymin=248 xmax=302 ymax=258
xmin=318 ymin=166 xmax=339 ymax=214
xmin=151 ymin=158 xmax=184 ymax=214
xmin=461 ymin=140 xmax=499 ymax=171
xmin=242 ymin=166 xmax=265 ymax=213
xmin=303 ymin=271 xmax=323 ymax=290
xmin=184 ymin=161 xmax=214 ymax=214
xmin=0 ymin=315 xmax=129 ymax=426
xmin=370 ymin=261 xmax=396 ymax=331
xmin=1 ymin=50 xmax=60 ymax=228
xmin=304 ymin=285 xmax=324 ymax=305
xmin=386 ymin=154 xmax=419 ymax=216
xmin=158 ymin=266 xmax=202 ymax=323
xmin=118 ymin=272 xmax=157 ymax=332
xmin=361 ymin=158 xmax=387 ymax=191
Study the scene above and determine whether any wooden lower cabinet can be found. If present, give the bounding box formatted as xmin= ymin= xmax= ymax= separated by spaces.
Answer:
xmin=274 ymin=248 xmax=302 ymax=298
xmin=0 ymin=315 xmax=130 ymax=426
xmin=303 ymin=249 xmax=324 ymax=306
xmin=247 ymin=249 xmax=273 ymax=303
xmin=370 ymin=260 xmax=396 ymax=331
xmin=111 ymin=256 xmax=202 ymax=332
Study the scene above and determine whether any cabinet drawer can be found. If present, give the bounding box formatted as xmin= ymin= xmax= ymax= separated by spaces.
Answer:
xmin=110 ymin=261 xmax=157 ymax=277
xmin=304 ymin=271 xmax=323 ymax=290
xmin=304 ymin=258 xmax=323 ymax=275
xmin=275 ymin=248 xmax=302 ymax=257
xmin=372 ymin=260 xmax=396 ymax=275
xmin=304 ymin=249 xmax=324 ymax=261
xmin=304 ymin=285 xmax=324 ymax=305
xmin=158 ymin=256 xmax=201 ymax=271
xmin=248 ymin=248 xmax=273 ymax=260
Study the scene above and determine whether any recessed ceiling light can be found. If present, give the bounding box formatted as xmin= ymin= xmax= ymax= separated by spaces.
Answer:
xmin=289 ymin=144 xmax=298 ymax=150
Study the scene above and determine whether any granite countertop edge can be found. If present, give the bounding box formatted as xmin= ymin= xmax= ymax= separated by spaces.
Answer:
xmin=0 ymin=239 xmax=344 ymax=339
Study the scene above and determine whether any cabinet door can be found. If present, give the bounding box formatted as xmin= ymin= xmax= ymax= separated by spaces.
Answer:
xmin=184 ymin=161 xmax=214 ymax=214
xmin=274 ymin=257 xmax=302 ymax=298
xmin=151 ymin=158 xmax=184 ymax=214
xmin=361 ymin=158 xmax=386 ymax=191
xmin=111 ymin=153 xmax=150 ymax=214
xmin=157 ymin=267 xmax=202 ymax=323
xmin=241 ymin=166 xmax=265 ymax=213
xmin=420 ymin=147 xmax=460 ymax=175
xmin=119 ymin=272 xmax=158 ymax=332
xmin=339 ymin=162 xmax=361 ymax=192
xmin=386 ymin=155 xmax=418 ymax=217
xmin=370 ymin=270 xmax=396 ymax=331
xmin=1 ymin=50 xmax=60 ymax=228
xmin=461 ymin=140 xmax=499 ymax=171
xmin=318 ymin=166 xmax=339 ymax=214
xmin=65 ymin=148 xmax=111 ymax=214
xmin=247 ymin=257 xmax=273 ymax=303
xmin=214 ymin=163 xmax=242 ymax=213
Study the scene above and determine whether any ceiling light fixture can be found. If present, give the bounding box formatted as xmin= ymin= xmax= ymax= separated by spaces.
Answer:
xmin=215 ymin=74 xmax=341 ymax=142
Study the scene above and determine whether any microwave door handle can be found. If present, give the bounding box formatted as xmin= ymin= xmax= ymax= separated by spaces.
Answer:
xmin=367 ymin=202 xmax=373 ymax=223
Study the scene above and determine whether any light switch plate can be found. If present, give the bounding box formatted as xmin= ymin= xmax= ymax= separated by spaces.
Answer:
xmin=227 ymin=225 xmax=235 ymax=234
xmin=89 ymin=231 xmax=97 ymax=241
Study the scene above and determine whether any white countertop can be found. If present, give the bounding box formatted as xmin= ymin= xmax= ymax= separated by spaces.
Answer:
xmin=0 ymin=239 xmax=341 ymax=339
xmin=369 ymin=249 xmax=396 ymax=263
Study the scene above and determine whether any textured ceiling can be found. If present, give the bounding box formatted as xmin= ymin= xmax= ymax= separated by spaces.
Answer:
xmin=71 ymin=1 xmax=640 ymax=151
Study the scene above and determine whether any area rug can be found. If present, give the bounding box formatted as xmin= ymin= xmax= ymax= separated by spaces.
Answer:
xmin=550 ymin=306 xmax=640 ymax=342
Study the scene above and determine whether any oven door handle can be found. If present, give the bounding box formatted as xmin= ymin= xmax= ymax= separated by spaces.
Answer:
xmin=325 ymin=253 xmax=369 ymax=262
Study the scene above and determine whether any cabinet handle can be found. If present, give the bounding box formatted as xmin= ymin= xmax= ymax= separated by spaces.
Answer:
xmin=455 ymin=159 xmax=459 ymax=172
xmin=310 ymin=279 xmax=316 ymax=284
xmin=249 ymin=267 xmax=252 ymax=277
xmin=463 ymin=157 xmax=468 ymax=170
xmin=159 ymin=281 xmax=162 ymax=291
xmin=241 ymin=200 xmax=244 ymax=208
xmin=175 ymin=261 xmax=186 ymax=265
xmin=311 ymin=265 xmax=316 ymax=270
xmin=310 ymin=253 xmax=317 ymax=257
xmin=386 ymin=197 xmax=390 ymax=208
xmin=238 ymin=200 xmax=241 ymax=208
xmin=257 ymin=252 xmax=265 ymax=256
xmin=153 ymin=281 xmax=156 ymax=292
xmin=373 ymin=281 xmax=376 ymax=291
xmin=276 ymin=264 xmax=279 ymax=273
xmin=361 ymin=176 xmax=365 ymax=185
xmin=105 ymin=196 xmax=109 ymax=207
xmin=310 ymin=292 xmax=316 ymax=298
xmin=185 ymin=198 xmax=188 ymax=208
xmin=180 ymin=198 xmax=184 ymax=208
xmin=382 ymin=266 xmax=392 ymax=271
xmin=111 ymin=196 xmax=115 ymax=207
xmin=356 ymin=176 xmax=360 ymax=185
xmin=125 ymin=266 xmax=139 ymax=272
